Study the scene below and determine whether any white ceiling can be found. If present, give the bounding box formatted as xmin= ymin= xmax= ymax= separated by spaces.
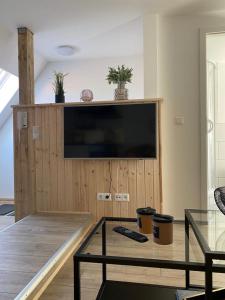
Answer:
xmin=0 ymin=0 xmax=225 ymax=61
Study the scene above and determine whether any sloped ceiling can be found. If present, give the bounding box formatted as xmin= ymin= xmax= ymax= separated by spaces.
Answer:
xmin=0 ymin=0 xmax=223 ymax=62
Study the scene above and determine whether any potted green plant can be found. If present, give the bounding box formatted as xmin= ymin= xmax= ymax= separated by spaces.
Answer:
xmin=53 ymin=72 xmax=68 ymax=103
xmin=106 ymin=65 xmax=133 ymax=100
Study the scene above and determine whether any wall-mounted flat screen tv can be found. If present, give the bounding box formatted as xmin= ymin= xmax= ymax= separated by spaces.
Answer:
xmin=64 ymin=103 xmax=157 ymax=159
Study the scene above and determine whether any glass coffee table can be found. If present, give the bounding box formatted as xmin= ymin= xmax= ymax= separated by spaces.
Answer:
xmin=185 ymin=209 xmax=225 ymax=299
xmin=74 ymin=211 xmax=225 ymax=300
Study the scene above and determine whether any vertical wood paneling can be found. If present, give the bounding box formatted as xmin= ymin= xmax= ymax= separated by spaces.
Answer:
xmin=128 ymin=160 xmax=137 ymax=217
xmin=136 ymin=160 xmax=146 ymax=210
xmin=80 ymin=160 xmax=89 ymax=211
xmin=103 ymin=161 xmax=113 ymax=217
xmin=18 ymin=27 xmax=34 ymax=105
xmin=13 ymin=110 xmax=22 ymax=220
xmin=119 ymin=160 xmax=129 ymax=217
xmin=64 ymin=160 xmax=73 ymax=211
xmin=144 ymin=160 xmax=154 ymax=208
xmin=13 ymin=101 xmax=162 ymax=220
xmin=35 ymin=108 xmax=43 ymax=212
xmin=86 ymin=161 xmax=97 ymax=217
xmin=49 ymin=107 xmax=58 ymax=211
xmin=27 ymin=108 xmax=36 ymax=213
xmin=42 ymin=107 xmax=50 ymax=211
xmin=96 ymin=161 xmax=105 ymax=219
xmin=56 ymin=107 xmax=65 ymax=211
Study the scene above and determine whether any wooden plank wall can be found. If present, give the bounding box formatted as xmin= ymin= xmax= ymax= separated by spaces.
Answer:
xmin=13 ymin=102 xmax=162 ymax=220
xmin=18 ymin=27 xmax=34 ymax=105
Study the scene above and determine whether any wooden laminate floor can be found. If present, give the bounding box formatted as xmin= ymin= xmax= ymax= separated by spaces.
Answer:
xmin=0 ymin=216 xmax=14 ymax=231
xmin=40 ymin=222 xmax=225 ymax=300
xmin=0 ymin=213 xmax=92 ymax=300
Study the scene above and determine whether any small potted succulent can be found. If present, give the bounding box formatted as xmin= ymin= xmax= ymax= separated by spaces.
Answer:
xmin=53 ymin=72 xmax=68 ymax=103
xmin=106 ymin=65 xmax=133 ymax=100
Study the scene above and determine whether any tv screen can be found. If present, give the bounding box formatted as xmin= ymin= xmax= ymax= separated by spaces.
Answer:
xmin=64 ymin=103 xmax=157 ymax=159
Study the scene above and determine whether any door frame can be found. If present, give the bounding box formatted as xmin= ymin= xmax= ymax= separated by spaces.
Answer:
xmin=200 ymin=26 xmax=225 ymax=210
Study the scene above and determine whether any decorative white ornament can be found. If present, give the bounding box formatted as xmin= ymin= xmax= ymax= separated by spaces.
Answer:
xmin=80 ymin=89 xmax=94 ymax=102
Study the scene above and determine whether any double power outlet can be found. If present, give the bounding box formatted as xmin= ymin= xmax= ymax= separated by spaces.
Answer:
xmin=97 ymin=193 xmax=129 ymax=202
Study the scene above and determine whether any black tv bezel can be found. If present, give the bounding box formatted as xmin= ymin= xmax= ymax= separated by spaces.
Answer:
xmin=63 ymin=102 xmax=158 ymax=160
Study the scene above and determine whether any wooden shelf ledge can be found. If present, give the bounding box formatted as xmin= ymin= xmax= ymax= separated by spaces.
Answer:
xmin=12 ymin=98 xmax=163 ymax=109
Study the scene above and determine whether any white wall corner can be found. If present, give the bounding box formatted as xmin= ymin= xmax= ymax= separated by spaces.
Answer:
xmin=143 ymin=13 xmax=159 ymax=98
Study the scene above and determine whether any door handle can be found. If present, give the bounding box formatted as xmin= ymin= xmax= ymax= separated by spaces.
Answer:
xmin=208 ymin=119 xmax=214 ymax=133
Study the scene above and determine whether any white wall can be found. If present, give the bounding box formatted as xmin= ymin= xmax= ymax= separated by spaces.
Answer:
xmin=143 ymin=14 xmax=158 ymax=98
xmin=35 ymin=55 xmax=144 ymax=102
xmin=0 ymin=114 xmax=14 ymax=198
xmin=154 ymin=15 xmax=225 ymax=219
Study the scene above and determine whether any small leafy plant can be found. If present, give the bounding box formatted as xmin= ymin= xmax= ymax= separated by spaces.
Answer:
xmin=106 ymin=65 xmax=133 ymax=85
xmin=53 ymin=72 xmax=68 ymax=96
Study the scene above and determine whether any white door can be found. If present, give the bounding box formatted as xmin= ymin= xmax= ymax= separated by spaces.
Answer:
xmin=207 ymin=61 xmax=217 ymax=209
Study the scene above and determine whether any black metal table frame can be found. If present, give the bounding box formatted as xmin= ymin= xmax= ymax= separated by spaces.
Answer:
xmin=74 ymin=214 xmax=225 ymax=300
xmin=185 ymin=209 xmax=225 ymax=300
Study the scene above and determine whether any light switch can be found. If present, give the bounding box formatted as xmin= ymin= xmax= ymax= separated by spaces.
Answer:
xmin=32 ymin=126 xmax=40 ymax=140
xmin=17 ymin=111 xmax=28 ymax=129
xmin=175 ymin=116 xmax=184 ymax=125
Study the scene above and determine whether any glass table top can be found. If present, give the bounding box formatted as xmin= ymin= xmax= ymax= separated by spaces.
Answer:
xmin=79 ymin=219 xmax=204 ymax=263
xmin=188 ymin=209 xmax=225 ymax=253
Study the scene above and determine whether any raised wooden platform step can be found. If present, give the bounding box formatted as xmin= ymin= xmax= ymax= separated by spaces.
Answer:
xmin=0 ymin=216 xmax=14 ymax=231
xmin=0 ymin=213 xmax=93 ymax=300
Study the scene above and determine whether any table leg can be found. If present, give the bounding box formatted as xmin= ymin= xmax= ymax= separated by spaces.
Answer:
xmin=205 ymin=256 xmax=213 ymax=300
xmin=185 ymin=215 xmax=190 ymax=289
xmin=102 ymin=221 xmax=107 ymax=282
xmin=74 ymin=256 xmax=81 ymax=300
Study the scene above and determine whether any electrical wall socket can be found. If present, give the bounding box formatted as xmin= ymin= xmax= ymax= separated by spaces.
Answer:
xmin=97 ymin=193 xmax=112 ymax=201
xmin=114 ymin=193 xmax=130 ymax=202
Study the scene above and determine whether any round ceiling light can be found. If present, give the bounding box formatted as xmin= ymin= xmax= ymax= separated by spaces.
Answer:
xmin=57 ymin=45 xmax=76 ymax=56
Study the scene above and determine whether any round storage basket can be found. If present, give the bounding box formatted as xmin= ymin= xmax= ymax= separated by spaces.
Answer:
xmin=152 ymin=214 xmax=174 ymax=245
xmin=136 ymin=207 xmax=156 ymax=234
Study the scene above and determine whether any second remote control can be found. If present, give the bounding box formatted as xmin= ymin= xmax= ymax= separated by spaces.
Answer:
xmin=113 ymin=226 xmax=148 ymax=243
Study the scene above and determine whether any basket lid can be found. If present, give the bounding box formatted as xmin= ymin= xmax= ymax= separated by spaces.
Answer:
xmin=136 ymin=207 xmax=156 ymax=216
xmin=153 ymin=213 xmax=174 ymax=223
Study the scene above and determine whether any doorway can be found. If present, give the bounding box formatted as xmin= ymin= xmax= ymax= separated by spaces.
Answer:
xmin=202 ymin=31 xmax=225 ymax=210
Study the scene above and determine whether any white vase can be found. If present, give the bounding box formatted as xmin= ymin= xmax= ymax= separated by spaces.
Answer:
xmin=114 ymin=82 xmax=128 ymax=100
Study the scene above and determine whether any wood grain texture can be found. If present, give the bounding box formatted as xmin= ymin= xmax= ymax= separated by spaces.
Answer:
xmin=18 ymin=27 xmax=34 ymax=105
xmin=16 ymin=27 xmax=34 ymax=220
xmin=13 ymin=108 xmax=37 ymax=220
xmin=0 ymin=213 xmax=92 ymax=300
xmin=13 ymin=100 xmax=162 ymax=220
xmin=12 ymin=98 xmax=162 ymax=109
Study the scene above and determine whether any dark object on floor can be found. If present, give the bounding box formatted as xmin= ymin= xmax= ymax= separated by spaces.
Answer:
xmin=113 ymin=226 xmax=148 ymax=243
xmin=0 ymin=204 xmax=15 ymax=215
xmin=214 ymin=186 xmax=225 ymax=215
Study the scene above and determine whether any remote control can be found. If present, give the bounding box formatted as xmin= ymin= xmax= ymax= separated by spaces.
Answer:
xmin=113 ymin=226 xmax=148 ymax=243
